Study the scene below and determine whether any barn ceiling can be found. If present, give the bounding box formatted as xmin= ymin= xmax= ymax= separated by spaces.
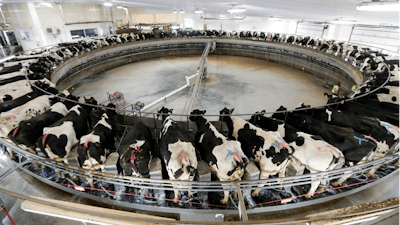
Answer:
xmin=1 ymin=0 xmax=399 ymax=26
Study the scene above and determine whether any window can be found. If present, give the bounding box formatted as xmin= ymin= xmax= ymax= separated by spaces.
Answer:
xmin=70 ymin=28 xmax=98 ymax=40
xmin=19 ymin=31 xmax=31 ymax=41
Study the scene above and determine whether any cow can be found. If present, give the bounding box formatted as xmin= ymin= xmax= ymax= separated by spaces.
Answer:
xmin=0 ymin=64 xmax=23 ymax=75
xmin=8 ymin=99 xmax=76 ymax=150
xmin=259 ymin=32 xmax=266 ymax=40
xmin=0 ymin=95 xmax=58 ymax=136
xmin=0 ymin=67 xmax=31 ymax=79
xmin=0 ymin=84 xmax=58 ymax=113
xmin=271 ymin=106 xmax=379 ymax=186
xmin=294 ymin=104 xmax=398 ymax=165
xmin=189 ymin=109 xmax=248 ymax=204
xmin=294 ymin=35 xmax=303 ymax=45
xmin=325 ymin=94 xmax=399 ymax=126
xmin=0 ymin=79 xmax=54 ymax=102
xmin=286 ymin=36 xmax=295 ymax=44
xmin=249 ymin=111 xmax=344 ymax=198
xmin=36 ymin=97 xmax=97 ymax=165
xmin=266 ymin=33 xmax=273 ymax=41
xmin=272 ymin=33 xmax=280 ymax=42
xmin=300 ymin=36 xmax=310 ymax=46
xmin=279 ymin=34 xmax=287 ymax=42
xmin=157 ymin=107 xmax=198 ymax=203
xmin=118 ymin=121 xmax=155 ymax=179
xmin=0 ymin=73 xmax=42 ymax=86
xmin=219 ymin=107 xmax=293 ymax=197
xmin=352 ymin=99 xmax=399 ymax=114
xmin=77 ymin=104 xmax=116 ymax=188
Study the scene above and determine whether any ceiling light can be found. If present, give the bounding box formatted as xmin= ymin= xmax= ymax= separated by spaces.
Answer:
xmin=357 ymin=1 xmax=399 ymax=11
xmin=228 ymin=8 xmax=246 ymax=14
xmin=40 ymin=2 xmax=52 ymax=7
xmin=220 ymin=15 xmax=225 ymax=17
xmin=123 ymin=6 xmax=127 ymax=9
xmin=0 ymin=4 xmax=2 ymax=7
xmin=195 ymin=8 xmax=203 ymax=13
xmin=234 ymin=15 xmax=244 ymax=19
xmin=173 ymin=10 xmax=177 ymax=13
xmin=180 ymin=10 xmax=185 ymax=13
xmin=331 ymin=19 xmax=357 ymax=24
xmin=103 ymin=2 xmax=113 ymax=7
xmin=117 ymin=5 xmax=122 ymax=9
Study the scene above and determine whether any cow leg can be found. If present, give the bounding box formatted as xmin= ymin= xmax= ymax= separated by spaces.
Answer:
xmin=331 ymin=173 xmax=352 ymax=187
xmin=305 ymin=168 xmax=321 ymax=198
xmin=365 ymin=166 xmax=379 ymax=178
xmin=251 ymin=170 xmax=271 ymax=197
xmin=173 ymin=190 xmax=180 ymax=203
xmin=392 ymin=159 xmax=399 ymax=167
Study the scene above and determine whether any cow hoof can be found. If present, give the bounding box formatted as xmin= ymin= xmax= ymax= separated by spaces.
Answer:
xmin=331 ymin=181 xmax=341 ymax=187
xmin=251 ymin=190 xmax=260 ymax=198
xmin=220 ymin=198 xmax=228 ymax=205
xmin=173 ymin=198 xmax=179 ymax=204
xmin=305 ymin=194 xmax=313 ymax=198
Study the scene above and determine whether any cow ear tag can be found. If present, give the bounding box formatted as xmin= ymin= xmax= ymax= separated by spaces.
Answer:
xmin=257 ymin=116 xmax=260 ymax=121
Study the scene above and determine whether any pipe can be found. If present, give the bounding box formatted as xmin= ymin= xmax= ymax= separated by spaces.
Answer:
xmin=140 ymin=73 xmax=198 ymax=112
xmin=57 ymin=3 xmax=66 ymax=25
xmin=64 ymin=21 xmax=113 ymax=25
xmin=0 ymin=7 xmax=6 ymax=24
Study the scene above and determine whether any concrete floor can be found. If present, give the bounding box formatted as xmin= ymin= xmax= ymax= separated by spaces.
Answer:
xmin=71 ymin=55 xmax=330 ymax=121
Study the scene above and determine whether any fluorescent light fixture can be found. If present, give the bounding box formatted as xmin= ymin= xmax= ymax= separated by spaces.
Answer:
xmin=234 ymin=15 xmax=244 ymax=19
xmin=180 ymin=10 xmax=185 ymax=13
xmin=103 ymin=2 xmax=113 ymax=7
xmin=40 ymin=2 xmax=52 ymax=7
xmin=331 ymin=19 xmax=357 ymax=24
xmin=357 ymin=1 xmax=399 ymax=11
xmin=173 ymin=10 xmax=177 ymax=13
xmin=220 ymin=15 xmax=225 ymax=17
xmin=195 ymin=8 xmax=203 ymax=13
xmin=117 ymin=5 xmax=122 ymax=9
xmin=228 ymin=8 xmax=246 ymax=14
xmin=171 ymin=25 xmax=180 ymax=29
xmin=0 ymin=3 xmax=2 ymax=6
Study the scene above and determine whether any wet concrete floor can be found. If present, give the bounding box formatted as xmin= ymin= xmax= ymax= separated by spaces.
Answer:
xmin=71 ymin=55 xmax=330 ymax=121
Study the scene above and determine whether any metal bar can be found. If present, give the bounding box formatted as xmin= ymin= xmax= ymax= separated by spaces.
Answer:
xmin=232 ymin=181 xmax=248 ymax=221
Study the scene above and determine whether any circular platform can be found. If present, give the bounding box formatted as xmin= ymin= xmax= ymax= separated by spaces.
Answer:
xmin=71 ymin=55 xmax=329 ymax=119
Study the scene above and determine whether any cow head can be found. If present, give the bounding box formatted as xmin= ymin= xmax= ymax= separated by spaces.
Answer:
xmin=218 ymin=107 xmax=234 ymax=122
xmin=189 ymin=109 xmax=206 ymax=122
xmin=271 ymin=106 xmax=288 ymax=120
xmin=81 ymin=96 xmax=98 ymax=114
xmin=157 ymin=107 xmax=173 ymax=121
xmin=324 ymin=93 xmax=343 ymax=104
xmin=249 ymin=110 xmax=267 ymax=126
xmin=119 ymin=139 xmax=152 ymax=178
xmin=77 ymin=142 xmax=107 ymax=172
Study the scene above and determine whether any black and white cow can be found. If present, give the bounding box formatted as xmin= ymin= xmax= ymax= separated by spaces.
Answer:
xmin=77 ymin=104 xmax=116 ymax=187
xmin=8 ymin=99 xmax=76 ymax=149
xmin=272 ymin=106 xmax=378 ymax=186
xmin=0 ymin=84 xmax=58 ymax=113
xmin=0 ymin=67 xmax=31 ymax=80
xmin=189 ymin=109 xmax=248 ymax=204
xmin=286 ymin=36 xmax=295 ymax=44
xmin=0 ymin=64 xmax=23 ymax=75
xmin=36 ymin=98 xmax=97 ymax=164
xmin=325 ymin=94 xmax=399 ymax=126
xmin=0 ymin=79 xmax=54 ymax=102
xmin=249 ymin=111 xmax=344 ymax=197
xmin=219 ymin=107 xmax=293 ymax=197
xmin=259 ymin=32 xmax=266 ymax=40
xmin=157 ymin=107 xmax=198 ymax=203
xmin=294 ymin=104 xmax=398 ymax=165
xmin=294 ymin=35 xmax=303 ymax=45
xmin=279 ymin=34 xmax=287 ymax=42
xmin=351 ymin=99 xmax=399 ymax=114
xmin=118 ymin=121 xmax=155 ymax=179
xmin=0 ymin=73 xmax=42 ymax=86
xmin=272 ymin=33 xmax=280 ymax=42
xmin=0 ymin=95 xmax=58 ymax=136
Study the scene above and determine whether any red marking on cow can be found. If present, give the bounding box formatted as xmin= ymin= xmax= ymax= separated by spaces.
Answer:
xmin=232 ymin=151 xmax=242 ymax=162
xmin=83 ymin=138 xmax=91 ymax=148
xmin=280 ymin=142 xmax=290 ymax=151
xmin=42 ymin=133 xmax=50 ymax=145
xmin=130 ymin=150 xmax=137 ymax=164
xmin=364 ymin=136 xmax=377 ymax=144
xmin=12 ymin=128 xmax=18 ymax=137
xmin=180 ymin=150 xmax=187 ymax=162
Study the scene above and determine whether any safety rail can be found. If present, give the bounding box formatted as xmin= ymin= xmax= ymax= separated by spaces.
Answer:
xmin=0 ymin=136 xmax=398 ymax=219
